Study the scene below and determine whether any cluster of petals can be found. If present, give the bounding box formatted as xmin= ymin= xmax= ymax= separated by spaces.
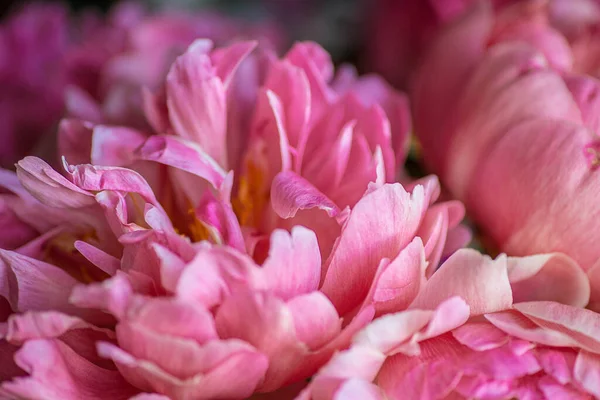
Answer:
xmin=411 ymin=0 xmax=600 ymax=276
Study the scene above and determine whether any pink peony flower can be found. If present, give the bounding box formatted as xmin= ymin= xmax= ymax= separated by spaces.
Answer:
xmin=412 ymin=0 xmax=600 ymax=271
xmin=60 ymin=39 xmax=428 ymax=264
xmin=0 ymin=152 xmax=461 ymax=398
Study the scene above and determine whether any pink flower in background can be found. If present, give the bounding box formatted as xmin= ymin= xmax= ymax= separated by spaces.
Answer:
xmin=0 ymin=1 xmax=280 ymax=170
xmin=412 ymin=0 xmax=600 ymax=272
xmin=65 ymin=2 xmax=282 ymax=132
xmin=0 ymin=4 xmax=68 ymax=168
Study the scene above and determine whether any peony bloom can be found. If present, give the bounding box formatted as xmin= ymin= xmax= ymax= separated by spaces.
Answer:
xmin=59 ymin=39 xmax=427 ymax=263
xmin=0 ymin=151 xmax=463 ymax=398
xmin=412 ymin=0 xmax=600 ymax=272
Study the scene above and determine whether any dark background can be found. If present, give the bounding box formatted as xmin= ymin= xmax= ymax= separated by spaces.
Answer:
xmin=0 ymin=0 xmax=366 ymax=65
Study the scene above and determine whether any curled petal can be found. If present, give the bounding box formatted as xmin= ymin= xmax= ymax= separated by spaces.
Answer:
xmin=271 ymin=171 xmax=340 ymax=219
xmin=507 ymin=253 xmax=590 ymax=307
xmin=136 ymin=135 xmax=227 ymax=191
xmin=16 ymin=157 xmax=94 ymax=208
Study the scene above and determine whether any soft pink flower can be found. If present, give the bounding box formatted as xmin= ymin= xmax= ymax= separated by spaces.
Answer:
xmin=63 ymin=40 xmax=424 ymax=263
xmin=0 ymin=152 xmax=462 ymax=398
xmin=412 ymin=0 xmax=600 ymax=270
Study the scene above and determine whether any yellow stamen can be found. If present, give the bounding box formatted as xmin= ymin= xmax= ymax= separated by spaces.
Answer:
xmin=232 ymin=160 xmax=267 ymax=227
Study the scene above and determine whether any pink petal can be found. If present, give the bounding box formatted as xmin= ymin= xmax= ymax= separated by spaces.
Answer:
xmin=57 ymin=119 xmax=93 ymax=166
xmin=16 ymin=157 xmax=95 ymax=208
xmin=316 ymin=345 xmax=385 ymax=381
xmin=376 ymin=335 xmax=465 ymax=400
xmin=262 ymin=227 xmax=322 ymax=300
xmin=285 ymin=42 xmax=334 ymax=116
xmin=98 ymin=338 xmax=267 ymax=399
xmin=211 ymin=40 xmax=258 ymax=89
xmin=250 ymin=89 xmax=293 ymax=178
xmin=74 ymin=241 xmax=120 ymax=276
xmin=309 ymin=377 xmax=385 ymax=400
xmin=194 ymin=190 xmax=244 ymax=251
xmin=513 ymin=302 xmax=600 ymax=353
xmin=574 ymin=350 xmax=600 ymax=398
xmin=452 ymin=322 xmax=509 ymax=351
xmin=129 ymin=394 xmax=170 ymax=400
xmin=166 ymin=40 xmax=227 ymax=166
xmin=136 ymin=135 xmax=227 ymax=191
xmin=176 ymin=246 xmax=260 ymax=308
xmin=507 ymin=253 xmax=590 ymax=307
xmin=416 ymin=204 xmax=450 ymax=277
xmin=485 ymin=309 xmax=584 ymax=349
xmin=65 ymin=163 xmax=161 ymax=209
xmin=0 ymin=250 xmax=79 ymax=314
xmin=360 ymin=237 xmax=427 ymax=316
xmin=70 ymin=274 xmax=133 ymax=319
xmin=2 ymin=339 xmax=137 ymax=400
xmin=153 ymin=244 xmax=186 ymax=293
xmin=411 ymin=2 xmax=492 ymax=175
xmin=321 ymin=183 xmax=427 ymax=316
xmin=91 ymin=125 xmax=146 ymax=167
xmin=287 ymin=292 xmax=341 ymax=351
xmin=215 ymin=290 xmax=306 ymax=391
xmin=565 ymin=74 xmax=600 ymax=136
xmin=142 ymin=86 xmax=170 ymax=134
xmin=354 ymin=297 xmax=469 ymax=356
xmin=4 ymin=311 xmax=113 ymax=344
xmin=271 ymin=171 xmax=340 ymax=219
xmin=302 ymin=120 xmax=355 ymax=194
xmin=126 ymin=297 xmax=217 ymax=344
xmin=64 ymin=86 xmax=103 ymax=123
xmin=410 ymin=249 xmax=513 ymax=315
xmin=352 ymin=310 xmax=433 ymax=355
xmin=588 ymin=260 xmax=600 ymax=312
xmin=263 ymin=60 xmax=311 ymax=153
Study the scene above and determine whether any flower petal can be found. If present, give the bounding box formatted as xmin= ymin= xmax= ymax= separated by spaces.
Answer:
xmin=321 ymin=183 xmax=427 ymax=316
xmin=166 ymin=40 xmax=227 ymax=166
xmin=507 ymin=253 xmax=590 ymax=307
xmin=410 ymin=249 xmax=513 ymax=315
xmin=262 ymin=226 xmax=322 ymax=300
xmin=271 ymin=171 xmax=340 ymax=219
xmin=2 ymin=339 xmax=137 ymax=400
